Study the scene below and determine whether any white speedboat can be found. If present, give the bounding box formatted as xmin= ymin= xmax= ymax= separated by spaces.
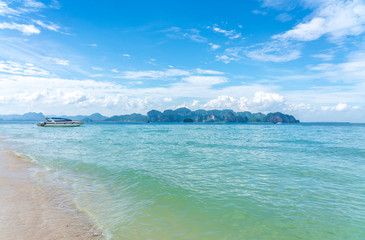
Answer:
xmin=37 ymin=117 xmax=84 ymax=127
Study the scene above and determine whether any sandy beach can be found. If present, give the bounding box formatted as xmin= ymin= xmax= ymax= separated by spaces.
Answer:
xmin=0 ymin=151 xmax=104 ymax=240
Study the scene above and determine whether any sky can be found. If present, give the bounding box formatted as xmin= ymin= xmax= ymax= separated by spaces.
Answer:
xmin=0 ymin=0 xmax=365 ymax=122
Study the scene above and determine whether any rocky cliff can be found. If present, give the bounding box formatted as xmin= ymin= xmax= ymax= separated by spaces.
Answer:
xmin=147 ymin=108 xmax=299 ymax=123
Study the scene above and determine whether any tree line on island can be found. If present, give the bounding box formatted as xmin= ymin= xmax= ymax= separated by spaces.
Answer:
xmin=0 ymin=108 xmax=299 ymax=123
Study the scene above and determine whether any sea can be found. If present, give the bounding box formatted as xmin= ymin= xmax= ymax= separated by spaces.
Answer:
xmin=0 ymin=122 xmax=364 ymax=240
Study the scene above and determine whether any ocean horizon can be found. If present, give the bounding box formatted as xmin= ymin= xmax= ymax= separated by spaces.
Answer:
xmin=0 ymin=122 xmax=364 ymax=239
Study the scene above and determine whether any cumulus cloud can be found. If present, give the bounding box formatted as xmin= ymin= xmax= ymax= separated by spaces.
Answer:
xmin=201 ymin=92 xmax=285 ymax=112
xmin=0 ymin=74 xmax=154 ymax=114
xmin=321 ymin=103 xmax=349 ymax=111
xmin=0 ymin=68 xmax=279 ymax=115
xmin=203 ymin=95 xmax=239 ymax=109
xmin=334 ymin=103 xmax=348 ymax=111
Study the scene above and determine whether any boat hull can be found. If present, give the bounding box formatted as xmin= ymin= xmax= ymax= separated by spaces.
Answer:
xmin=37 ymin=122 xmax=83 ymax=127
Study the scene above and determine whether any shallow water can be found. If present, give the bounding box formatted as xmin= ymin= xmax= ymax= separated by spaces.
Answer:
xmin=1 ymin=123 xmax=364 ymax=239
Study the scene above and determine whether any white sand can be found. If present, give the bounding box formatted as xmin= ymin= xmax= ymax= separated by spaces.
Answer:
xmin=0 ymin=151 xmax=104 ymax=240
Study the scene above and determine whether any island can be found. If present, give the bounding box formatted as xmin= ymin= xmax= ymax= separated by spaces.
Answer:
xmin=1 ymin=108 xmax=299 ymax=123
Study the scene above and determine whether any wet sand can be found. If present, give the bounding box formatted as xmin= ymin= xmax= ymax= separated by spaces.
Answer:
xmin=0 ymin=151 xmax=104 ymax=240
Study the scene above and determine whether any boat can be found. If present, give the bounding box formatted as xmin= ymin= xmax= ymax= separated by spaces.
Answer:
xmin=37 ymin=117 xmax=84 ymax=127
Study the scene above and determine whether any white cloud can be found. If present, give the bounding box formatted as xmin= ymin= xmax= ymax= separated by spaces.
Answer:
xmin=0 ymin=61 xmax=50 ymax=76
xmin=163 ymin=27 xmax=207 ymax=43
xmin=209 ymin=43 xmax=221 ymax=50
xmin=0 ymin=22 xmax=40 ymax=35
xmin=276 ymin=13 xmax=293 ymax=22
xmin=209 ymin=26 xmax=242 ymax=39
xmin=49 ymin=0 xmax=61 ymax=9
xmin=24 ymin=0 xmax=46 ymax=9
xmin=182 ymin=76 xmax=227 ymax=85
xmin=309 ymin=63 xmax=334 ymax=71
xmin=0 ymin=74 xmax=159 ymax=115
xmin=322 ymin=103 xmax=349 ymax=111
xmin=111 ymin=69 xmax=119 ymax=73
xmin=252 ymin=91 xmax=284 ymax=105
xmin=191 ymin=100 xmax=199 ymax=106
xmin=215 ymin=55 xmax=237 ymax=64
xmin=195 ymin=68 xmax=224 ymax=75
xmin=260 ymin=0 xmax=297 ymax=10
xmin=44 ymin=57 xmax=69 ymax=66
xmin=273 ymin=0 xmax=365 ymax=42
xmin=252 ymin=9 xmax=267 ymax=15
xmin=311 ymin=53 xmax=334 ymax=61
xmin=202 ymin=92 xmax=285 ymax=112
xmin=308 ymin=50 xmax=365 ymax=82
xmin=0 ymin=0 xmax=48 ymax=17
xmin=246 ymin=42 xmax=301 ymax=62
xmin=334 ymin=103 xmax=348 ymax=111
xmin=0 ymin=1 xmax=19 ymax=16
xmin=203 ymin=95 xmax=239 ymax=109
xmin=122 ymin=53 xmax=131 ymax=57
xmin=274 ymin=17 xmax=327 ymax=41
xmin=337 ymin=51 xmax=365 ymax=76
xmin=118 ymin=69 xmax=190 ymax=79
xmin=1 ymin=72 xmax=363 ymax=122
xmin=92 ymin=66 xmax=103 ymax=71
xmin=147 ymin=58 xmax=157 ymax=65
xmin=216 ymin=41 xmax=301 ymax=63
xmin=88 ymin=43 xmax=98 ymax=47
xmin=33 ymin=20 xmax=61 ymax=32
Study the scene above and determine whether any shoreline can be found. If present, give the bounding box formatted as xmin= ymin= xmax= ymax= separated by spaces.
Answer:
xmin=0 ymin=150 xmax=104 ymax=240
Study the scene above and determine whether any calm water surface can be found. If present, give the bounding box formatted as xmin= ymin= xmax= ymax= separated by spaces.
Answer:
xmin=0 ymin=123 xmax=364 ymax=240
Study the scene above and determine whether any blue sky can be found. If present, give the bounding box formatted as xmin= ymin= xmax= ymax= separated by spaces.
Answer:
xmin=1 ymin=0 xmax=365 ymax=122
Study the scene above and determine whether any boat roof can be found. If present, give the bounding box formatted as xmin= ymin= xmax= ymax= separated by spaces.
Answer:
xmin=46 ymin=117 xmax=72 ymax=121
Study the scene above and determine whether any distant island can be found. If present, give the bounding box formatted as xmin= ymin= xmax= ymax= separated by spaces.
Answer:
xmin=0 ymin=108 xmax=299 ymax=123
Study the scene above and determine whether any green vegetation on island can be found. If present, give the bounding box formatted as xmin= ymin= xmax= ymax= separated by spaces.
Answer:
xmin=0 ymin=108 xmax=299 ymax=123
xmin=146 ymin=108 xmax=299 ymax=123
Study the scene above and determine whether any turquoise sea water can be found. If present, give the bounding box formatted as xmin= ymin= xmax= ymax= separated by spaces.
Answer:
xmin=0 ymin=123 xmax=364 ymax=240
